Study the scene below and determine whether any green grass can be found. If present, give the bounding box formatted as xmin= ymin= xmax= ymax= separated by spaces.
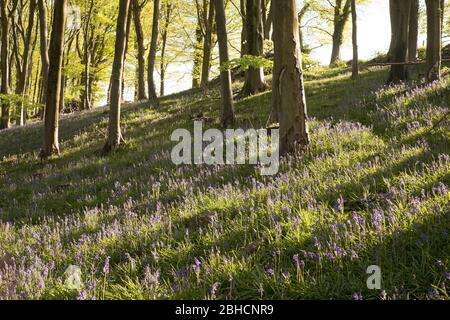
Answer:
xmin=0 ymin=65 xmax=449 ymax=300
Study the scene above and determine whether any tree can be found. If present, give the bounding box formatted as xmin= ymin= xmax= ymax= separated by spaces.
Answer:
xmin=15 ymin=0 xmax=37 ymax=126
xmin=159 ymin=1 xmax=174 ymax=96
xmin=351 ymin=0 xmax=358 ymax=79
xmin=388 ymin=0 xmax=412 ymax=83
xmin=330 ymin=0 xmax=351 ymax=66
xmin=240 ymin=0 xmax=268 ymax=97
xmin=272 ymin=0 xmax=309 ymax=155
xmin=148 ymin=0 xmax=160 ymax=107
xmin=37 ymin=0 xmax=49 ymax=108
xmin=200 ymin=0 xmax=215 ymax=87
xmin=0 ymin=0 xmax=10 ymax=130
xmin=41 ymin=0 xmax=68 ymax=159
xmin=104 ymin=0 xmax=131 ymax=152
xmin=132 ymin=0 xmax=148 ymax=100
xmin=426 ymin=0 xmax=442 ymax=82
xmin=214 ymin=0 xmax=234 ymax=127
xmin=408 ymin=0 xmax=419 ymax=62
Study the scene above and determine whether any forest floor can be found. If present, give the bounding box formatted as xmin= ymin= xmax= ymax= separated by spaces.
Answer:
xmin=0 ymin=64 xmax=449 ymax=300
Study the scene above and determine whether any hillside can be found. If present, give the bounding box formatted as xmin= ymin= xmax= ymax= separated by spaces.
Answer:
xmin=0 ymin=65 xmax=449 ymax=300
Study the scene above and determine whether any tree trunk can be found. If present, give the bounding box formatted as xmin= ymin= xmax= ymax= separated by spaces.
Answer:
xmin=81 ymin=0 xmax=94 ymax=110
xmin=351 ymin=0 xmax=358 ymax=79
xmin=160 ymin=3 xmax=172 ymax=96
xmin=104 ymin=0 xmax=131 ymax=152
xmin=426 ymin=0 xmax=442 ymax=81
xmin=148 ymin=0 xmax=160 ymax=107
xmin=263 ymin=0 xmax=272 ymax=40
xmin=0 ymin=0 xmax=10 ymax=130
xmin=241 ymin=0 xmax=268 ymax=97
xmin=330 ymin=0 xmax=351 ymax=66
xmin=272 ymin=0 xmax=309 ymax=155
xmin=17 ymin=0 xmax=37 ymax=126
xmin=240 ymin=0 xmax=247 ymax=56
xmin=41 ymin=0 xmax=68 ymax=159
xmin=214 ymin=0 xmax=235 ymax=127
xmin=200 ymin=0 xmax=215 ymax=87
xmin=132 ymin=0 xmax=147 ymax=100
xmin=408 ymin=0 xmax=419 ymax=62
xmin=388 ymin=0 xmax=411 ymax=83
xmin=38 ymin=0 xmax=49 ymax=109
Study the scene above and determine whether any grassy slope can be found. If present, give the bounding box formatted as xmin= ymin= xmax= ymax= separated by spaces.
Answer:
xmin=0 ymin=65 xmax=449 ymax=300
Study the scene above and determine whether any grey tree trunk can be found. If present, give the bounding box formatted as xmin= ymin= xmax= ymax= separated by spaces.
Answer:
xmin=241 ymin=0 xmax=268 ymax=97
xmin=132 ymin=0 xmax=147 ymax=100
xmin=408 ymin=0 xmax=419 ymax=62
xmin=426 ymin=0 xmax=442 ymax=81
xmin=200 ymin=0 xmax=215 ymax=87
xmin=37 ymin=0 xmax=49 ymax=114
xmin=351 ymin=0 xmax=358 ymax=79
xmin=330 ymin=0 xmax=351 ymax=66
xmin=104 ymin=0 xmax=131 ymax=152
xmin=214 ymin=0 xmax=235 ymax=127
xmin=272 ymin=0 xmax=309 ymax=155
xmin=0 ymin=0 xmax=10 ymax=130
xmin=17 ymin=0 xmax=37 ymax=126
xmin=148 ymin=0 xmax=160 ymax=107
xmin=41 ymin=0 xmax=68 ymax=159
xmin=388 ymin=0 xmax=412 ymax=83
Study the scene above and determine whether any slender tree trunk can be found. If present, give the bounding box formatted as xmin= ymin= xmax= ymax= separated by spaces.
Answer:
xmin=263 ymin=0 xmax=272 ymax=40
xmin=37 ymin=0 xmax=49 ymax=114
xmin=408 ymin=0 xmax=419 ymax=62
xmin=148 ymin=0 xmax=160 ymax=107
xmin=160 ymin=3 xmax=172 ymax=96
xmin=121 ymin=7 xmax=132 ymax=101
xmin=388 ymin=0 xmax=412 ymax=83
xmin=426 ymin=0 xmax=442 ymax=81
xmin=351 ymin=0 xmax=358 ymax=79
xmin=192 ymin=25 xmax=203 ymax=88
xmin=0 ymin=0 xmax=10 ymax=130
xmin=104 ymin=0 xmax=131 ymax=152
xmin=214 ymin=0 xmax=235 ymax=127
xmin=41 ymin=0 xmax=68 ymax=159
xmin=272 ymin=0 xmax=309 ymax=155
xmin=240 ymin=0 xmax=247 ymax=56
xmin=132 ymin=0 xmax=147 ymax=100
xmin=200 ymin=0 xmax=215 ymax=87
xmin=330 ymin=0 xmax=351 ymax=66
xmin=241 ymin=0 xmax=268 ymax=97
xmin=17 ymin=0 xmax=37 ymax=126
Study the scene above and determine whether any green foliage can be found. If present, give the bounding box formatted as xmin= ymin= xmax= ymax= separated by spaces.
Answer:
xmin=220 ymin=55 xmax=273 ymax=73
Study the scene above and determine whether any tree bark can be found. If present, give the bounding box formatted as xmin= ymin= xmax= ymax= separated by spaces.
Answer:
xmin=351 ymin=0 xmax=358 ymax=79
xmin=426 ymin=0 xmax=442 ymax=81
xmin=408 ymin=0 xmax=419 ymax=62
xmin=160 ymin=3 xmax=172 ymax=97
xmin=148 ymin=0 xmax=160 ymax=107
xmin=132 ymin=0 xmax=147 ymax=100
xmin=241 ymin=0 xmax=268 ymax=97
xmin=330 ymin=0 xmax=352 ymax=66
xmin=104 ymin=0 xmax=131 ymax=152
xmin=214 ymin=0 xmax=235 ymax=127
xmin=17 ymin=0 xmax=37 ymax=126
xmin=0 ymin=0 xmax=10 ymax=130
xmin=41 ymin=0 xmax=68 ymax=159
xmin=200 ymin=0 xmax=215 ymax=87
xmin=272 ymin=0 xmax=309 ymax=155
xmin=37 ymin=0 xmax=49 ymax=111
xmin=388 ymin=0 xmax=412 ymax=83
xmin=263 ymin=0 xmax=272 ymax=40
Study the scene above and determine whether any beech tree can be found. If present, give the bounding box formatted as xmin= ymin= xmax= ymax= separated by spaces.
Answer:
xmin=408 ymin=0 xmax=419 ymax=62
xmin=104 ymin=0 xmax=131 ymax=152
xmin=351 ymin=0 xmax=358 ymax=79
xmin=329 ymin=0 xmax=351 ymax=66
xmin=426 ymin=0 xmax=442 ymax=81
xmin=388 ymin=0 xmax=412 ymax=83
xmin=214 ymin=0 xmax=234 ymax=127
xmin=272 ymin=0 xmax=309 ymax=155
xmin=240 ymin=0 xmax=268 ymax=97
xmin=132 ymin=0 xmax=147 ymax=100
xmin=41 ymin=0 xmax=68 ymax=158
xmin=0 ymin=0 xmax=10 ymax=130
xmin=37 ymin=0 xmax=49 ymax=109
xmin=148 ymin=0 xmax=160 ymax=106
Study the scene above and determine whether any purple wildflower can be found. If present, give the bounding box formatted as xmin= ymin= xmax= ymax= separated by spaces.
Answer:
xmin=103 ymin=256 xmax=110 ymax=274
